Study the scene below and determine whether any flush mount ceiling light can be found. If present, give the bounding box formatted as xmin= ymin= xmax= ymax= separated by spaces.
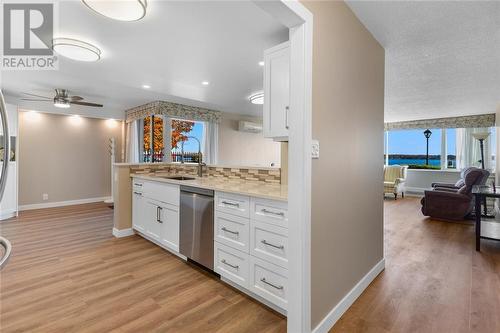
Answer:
xmin=142 ymin=84 xmax=151 ymax=89
xmin=201 ymin=81 xmax=210 ymax=86
xmin=249 ymin=92 xmax=264 ymax=105
xmin=82 ymin=0 xmax=147 ymax=21
xmin=258 ymin=61 xmax=265 ymax=66
xmin=52 ymin=38 xmax=101 ymax=62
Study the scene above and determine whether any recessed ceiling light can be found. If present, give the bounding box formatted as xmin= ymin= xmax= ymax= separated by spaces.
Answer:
xmin=202 ymin=81 xmax=210 ymax=86
xmin=52 ymin=38 xmax=101 ymax=62
xmin=258 ymin=61 xmax=265 ymax=66
xmin=249 ymin=92 xmax=264 ymax=105
xmin=82 ymin=0 xmax=147 ymax=22
xmin=142 ymin=84 xmax=151 ymax=89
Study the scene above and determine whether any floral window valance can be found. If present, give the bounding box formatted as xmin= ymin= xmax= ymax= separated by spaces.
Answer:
xmin=385 ymin=113 xmax=496 ymax=131
xmin=125 ymin=100 xmax=221 ymax=123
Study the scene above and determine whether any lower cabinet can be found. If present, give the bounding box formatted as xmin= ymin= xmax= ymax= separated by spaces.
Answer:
xmin=158 ymin=202 xmax=180 ymax=252
xmin=214 ymin=191 xmax=289 ymax=312
xmin=132 ymin=178 xmax=180 ymax=254
xmin=132 ymin=190 xmax=146 ymax=233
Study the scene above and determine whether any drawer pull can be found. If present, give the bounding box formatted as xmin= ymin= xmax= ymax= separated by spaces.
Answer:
xmin=156 ymin=206 xmax=163 ymax=223
xmin=134 ymin=183 xmax=143 ymax=187
xmin=261 ymin=209 xmax=285 ymax=217
xmin=222 ymin=201 xmax=240 ymax=208
xmin=261 ymin=239 xmax=284 ymax=250
xmin=221 ymin=227 xmax=239 ymax=235
xmin=260 ymin=277 xmax=284 ymax=290
xmin=221 ymin=259 xmax=239 ymax=269
xmin=133 ymin=191 xmax=142 ymax=196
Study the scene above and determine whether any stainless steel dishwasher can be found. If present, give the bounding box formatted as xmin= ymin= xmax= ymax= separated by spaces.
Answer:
xmin=179 ymin=186 xmax=214 ymax=270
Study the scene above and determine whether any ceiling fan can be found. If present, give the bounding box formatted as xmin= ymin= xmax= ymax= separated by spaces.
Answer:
xmin=21 ymin=89 xmax=103 ymax=109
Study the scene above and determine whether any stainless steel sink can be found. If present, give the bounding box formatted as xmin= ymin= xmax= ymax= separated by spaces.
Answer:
xmin=161 ymin=176 xmax=196 ymax=181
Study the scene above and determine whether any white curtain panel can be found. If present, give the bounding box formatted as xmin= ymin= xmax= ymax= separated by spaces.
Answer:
xmin=203 ymin=121 xmax=219 ymax=165
xmin=163 ymin=116 xmax=172 ymax=162
xmin=456 ymin=127 xmax=491 ymax=170
xmin=125 ymin=120 xmax=140 ymax=163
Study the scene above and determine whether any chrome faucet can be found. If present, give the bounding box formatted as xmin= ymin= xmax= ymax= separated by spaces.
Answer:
xmin=181 ymin=136 xmax=206 ymax=177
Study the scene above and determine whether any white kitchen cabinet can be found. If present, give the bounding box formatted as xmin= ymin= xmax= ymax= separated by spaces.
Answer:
xmin=132 ymin=190 xmax=146 ymax=233
xmin=159 ymin=202 xmax=180 ymax=252
xmin=263 ymin=41 xmax=290 ymax=141
xmin=131 ymin=178 xmax=181 ymax=255
xmin=144 ymin=199 xmax=164 ymax=243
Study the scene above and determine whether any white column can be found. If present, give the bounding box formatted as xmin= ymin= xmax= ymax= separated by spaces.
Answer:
xmin=441 ymin=128 xmax=447 ymax=169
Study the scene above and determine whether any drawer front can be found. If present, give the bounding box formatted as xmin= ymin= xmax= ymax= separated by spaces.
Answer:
xmin=143 ymin=181 xmax=180 ymax=206
xmin=251 ymin=197 xmax=288 ymax=228
xmin=132 ymin=179 xmax=144 ymax=191
xmin=250 ymin=221 xmax=288 ymax=268
xmin=249 ymin=256 xmax=288 ymax=310
xmin=215 ymin=212 xmax=250 ymax=253
xmin=215 ymin=192 xmax=250 ymax=218
xmin=214 ymin=242 xmax=249 ymax=288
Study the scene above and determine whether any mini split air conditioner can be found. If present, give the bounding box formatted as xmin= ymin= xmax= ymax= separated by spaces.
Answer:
xmin=238 ymin=121 xmax=263 ymax=133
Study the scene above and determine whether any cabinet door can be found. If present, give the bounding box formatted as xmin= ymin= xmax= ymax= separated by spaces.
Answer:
xmin=145 ymin=200 xmax=162 ymax=243
xmin=263 ymin=41 xmax=290 ymax=141
xmin=159 ymin=203 xmax=180 ymax=252
xmin=132 ymin=190 xmax=146 ymax=233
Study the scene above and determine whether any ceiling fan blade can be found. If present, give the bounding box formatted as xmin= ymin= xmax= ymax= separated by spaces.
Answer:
xmin=21 ymin=99 xmax=52 ymax=102
xmin=70 ymin=101 xmax=103 ymax=107
xmin=70 ymin=96 xmax=84 ymax=101
xmin=22 ymin=92 xmax=51 ymax=99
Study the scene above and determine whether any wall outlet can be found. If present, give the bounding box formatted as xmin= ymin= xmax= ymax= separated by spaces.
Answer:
xmin=312 ymin=140 xmax=320 ymax=159
xmin=42 ymin=193 xmax=49 ymax=201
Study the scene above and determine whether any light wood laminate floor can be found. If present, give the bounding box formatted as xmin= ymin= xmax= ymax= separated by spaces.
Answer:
xmin=0 ymin=203 xmax=286 ymax=332
xmin=331 ymin=197 xmax=500 ymax=332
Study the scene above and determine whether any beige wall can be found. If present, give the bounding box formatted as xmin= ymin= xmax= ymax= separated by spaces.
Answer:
xmin=18 ymin=111 xmax=123 ymax=206
xmin=218 ymin=113 xmax=281 ymax=167
xmin=301 ymin=1 xmax=385 ymax=328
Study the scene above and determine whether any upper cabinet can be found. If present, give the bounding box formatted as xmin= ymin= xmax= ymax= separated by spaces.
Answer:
xmin=263 ymin=41 xmax=290 ymax=142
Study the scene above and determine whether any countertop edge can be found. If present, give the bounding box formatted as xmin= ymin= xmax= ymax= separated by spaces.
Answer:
xmin=131 ymin=174 xmax=288 ymax=202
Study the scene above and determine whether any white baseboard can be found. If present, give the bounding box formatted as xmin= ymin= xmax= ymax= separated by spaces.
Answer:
xmin=312 ymin=258 xmax=385 ymax=333
xmin=112 ymin=227 xmax=135 ymax=238
xmin=19 ymin=197 xmax=109 ymax=211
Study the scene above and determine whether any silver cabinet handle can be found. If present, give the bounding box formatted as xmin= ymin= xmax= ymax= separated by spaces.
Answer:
xmin=134 ymin=183 xmax=143 ymax=187
xmin=260 ymin=277 xmax=283 ymax=290
xmin=261 ymin=209 xmax=285 ymax=217
xmin=222 ymin=201 xmax=240 ymax=208
xmin=221 ymin=259 xmax=239 ymax=269
xmin=261 ymin=239 xmax=284 ymax=250
xmin=133 ymin=191 xmax=142 ymax=196
xmin=156 ymin=206 xmax=163 ymax=223
xmin=222 ymin=227 xmax=239 ymax=235
xmin=285 ymin=106 xmax=290 ymax=130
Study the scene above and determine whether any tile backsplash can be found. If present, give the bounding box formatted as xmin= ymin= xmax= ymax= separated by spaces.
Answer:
xmin=129 ymin=163 xmax=281 ymax=184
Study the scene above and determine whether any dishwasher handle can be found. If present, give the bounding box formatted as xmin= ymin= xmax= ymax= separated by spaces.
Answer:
xmin=180 ymin=185 xmax=214 ymax=197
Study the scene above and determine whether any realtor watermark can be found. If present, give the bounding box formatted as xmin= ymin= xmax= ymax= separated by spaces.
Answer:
xmin=1 ymin=2 xmax=58 ymax=70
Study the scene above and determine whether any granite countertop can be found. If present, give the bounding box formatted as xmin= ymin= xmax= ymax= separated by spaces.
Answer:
xmin=131 ymin=174 xmax=288 ymax=202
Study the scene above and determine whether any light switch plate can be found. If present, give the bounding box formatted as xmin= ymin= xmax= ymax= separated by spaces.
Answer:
xmin=312 ymin=140 xmax=320 ymax=159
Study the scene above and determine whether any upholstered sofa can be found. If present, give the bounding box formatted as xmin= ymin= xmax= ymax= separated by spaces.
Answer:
xmin=384 ymin=165 xmax=408 ymax=200
xmin=421 ymin=167 xmax=490 ymax=221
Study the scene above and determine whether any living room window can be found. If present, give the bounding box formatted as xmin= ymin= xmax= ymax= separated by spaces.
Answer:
xmin=385 ymin=127 xmax=496 ymax=171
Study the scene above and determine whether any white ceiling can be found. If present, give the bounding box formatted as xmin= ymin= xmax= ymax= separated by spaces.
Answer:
xmin=347 ymin=0 xmax=500 ymax=123
xmin=1 ymin=0 xmax=288 ymax=119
